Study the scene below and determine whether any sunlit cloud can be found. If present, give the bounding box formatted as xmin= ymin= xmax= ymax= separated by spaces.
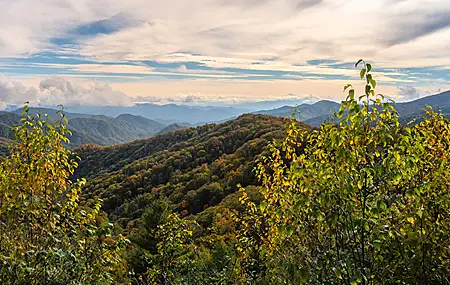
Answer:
xmin=0 ymin=0 xmax=449 ymax=106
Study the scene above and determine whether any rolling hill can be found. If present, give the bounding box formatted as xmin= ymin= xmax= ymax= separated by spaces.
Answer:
xmin=394 ymin=90 xmax=450 ymax=122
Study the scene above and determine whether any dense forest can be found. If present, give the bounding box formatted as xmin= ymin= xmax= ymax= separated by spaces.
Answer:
xmin=1 ymin=62 xmax=450 ymax=284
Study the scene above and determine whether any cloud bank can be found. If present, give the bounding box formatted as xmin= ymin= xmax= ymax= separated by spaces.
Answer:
xmin=0 ymin=0 xmax=449 ymax=104
xmin=0 ymin=76 xmax=133 ymax=109
xmin=1 ymin=0 xmax=450 ymax=66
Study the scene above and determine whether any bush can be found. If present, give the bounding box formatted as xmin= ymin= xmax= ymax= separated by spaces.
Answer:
xmin=0 ymin=106 xmax=127 ymax=284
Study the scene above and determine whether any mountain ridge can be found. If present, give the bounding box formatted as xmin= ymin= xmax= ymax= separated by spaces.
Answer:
xmin=0 ymin=111 xmax=167 ymax=148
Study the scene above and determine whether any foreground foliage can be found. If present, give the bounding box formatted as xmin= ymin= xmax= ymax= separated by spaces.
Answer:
xmin=239 ymin=61 xmax=450 ymax=284
xmin=0 ymin=107 xmax=126 ymax=284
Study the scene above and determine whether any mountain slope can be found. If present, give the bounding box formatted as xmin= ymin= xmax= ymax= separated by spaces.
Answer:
xmin=74 ymin=114 xmax=305 ymax=227
xmin=0 ymin=112 xmax=20 ymax=138
xmin=68 ymin=114 xmax=165 ymax=146
xmin=254 ymin=100 xmax=340 ymax=122
xmin=394 ymin=90 xmax=450 ymax=122
xmin=116 ymin=114 xmax=165 ymax=134
xmin=155 ymin=123 xmax=189 ymax=135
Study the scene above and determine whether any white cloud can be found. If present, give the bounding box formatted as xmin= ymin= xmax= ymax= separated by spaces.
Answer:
xmin=0 ymin=75 xmax=134 ymax=109
xmin=0 ymin=0 xmax=450 ymax=103
xmin=0 ymin=75 xmax=38 ymax=105
xmin=134 ymin=92 xmax=322 ymax=105
xmin=20 ymin=62 xmax=273 ymax=78
xmin=1 ymin=0 xmax=450 ymax=68
xmin=71 ymin=0 xmax=450 ymax=68
xmin=1 ymin=74 xmax=449 ymax=109
xmin=39 ymin=77 xmax=134 ymax=106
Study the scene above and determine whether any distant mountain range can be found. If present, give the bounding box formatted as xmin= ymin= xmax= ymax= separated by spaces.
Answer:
xmin=64 ymin=104 xmax=248 ymax=125
xmin=11 ymin=107 xmax=92 ymax=120
xmin=253 ymin=90 xmax=450 ymax=126
xmin=0 ymin=111 xmax=169 ymax=148
xmin=0 ymin=90 xmax=449 ymax=148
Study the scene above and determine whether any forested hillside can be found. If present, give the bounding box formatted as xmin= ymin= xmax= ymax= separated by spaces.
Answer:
xmin=68 ymin=114 xmax=164 ymax=145
xmin=74 ymin=114 xmax=297 ymax=222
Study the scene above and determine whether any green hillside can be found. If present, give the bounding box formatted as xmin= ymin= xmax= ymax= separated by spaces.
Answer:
xmin=74 ymin=114 xmax=300 ymax=226
xmin=68 ymin=115 xmax=163 ymax=145
xmin=0 ymin=137 xmax=9 ymax=156
xmin=116 ymin=114 xmax=165 ymax=133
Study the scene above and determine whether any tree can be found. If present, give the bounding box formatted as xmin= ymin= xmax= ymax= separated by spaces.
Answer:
xmin=240 ymin=61 xmax=450 ymax=284
xmin=127 ymin=195 xmax=198 ymax=284
xmin=0 ymin=106 xmax=126 ymax=284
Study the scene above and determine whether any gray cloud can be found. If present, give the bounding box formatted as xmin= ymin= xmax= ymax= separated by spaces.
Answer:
xmin=383 ymin=10 xmax=450 ymax=46
xmin=293 ymin=0 xmax=323 ymax=10
xmin=396 ymin=86 xmax=422 ymax=101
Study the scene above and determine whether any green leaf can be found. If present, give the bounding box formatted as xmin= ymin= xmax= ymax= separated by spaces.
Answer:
xmin=417 ymin=210 xmax=423 ymax=219
xmin=377 ymin=201 xmax=387 ymax=211
xmin=365 ymin=84 xmax=371 ymax=95
xmin=366 ymin=63 xmax=372 ymax=72
xmin=349 ymin=89 xmax=355 ymax=100
xmin=260 ymin=201 xmax=267 ymax=212
xmin=286 ymin=225 xmax=294 ymax=235
xmin=358 ymin=180 xmax=363 ymax=190
xmin=360 ymin=68 xmax=366 ymax=79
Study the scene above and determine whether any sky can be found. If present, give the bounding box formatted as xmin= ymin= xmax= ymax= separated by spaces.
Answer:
xmin=1 ymin=0 xmax=450 ymax=108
